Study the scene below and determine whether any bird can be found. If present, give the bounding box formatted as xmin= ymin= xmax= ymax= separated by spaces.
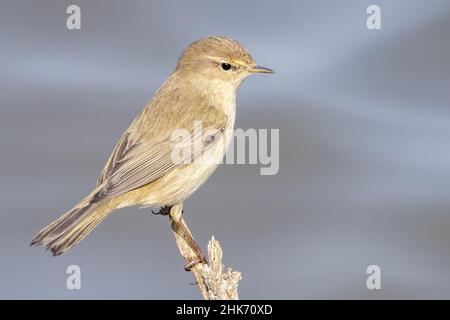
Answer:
xmin=31 ymin=36 xmax=273 ymax=266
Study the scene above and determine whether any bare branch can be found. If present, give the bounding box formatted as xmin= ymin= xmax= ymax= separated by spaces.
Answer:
xmin=169 ymin=204 xmax=241 ymax=300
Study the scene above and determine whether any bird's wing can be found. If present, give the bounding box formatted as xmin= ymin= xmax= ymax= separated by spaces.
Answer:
xmin=96 ymin=130 xmax=133 ymax=186
xmin=93 ymin=102 xmax=228 ymax=201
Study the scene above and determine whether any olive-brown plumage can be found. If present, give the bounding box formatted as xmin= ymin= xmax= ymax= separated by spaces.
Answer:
xmin=31 ymin=36 xmax=273 ymax=255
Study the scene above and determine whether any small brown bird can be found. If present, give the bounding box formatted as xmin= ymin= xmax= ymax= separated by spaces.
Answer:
xmin=31 ymin=36 xmax=273 ymax=263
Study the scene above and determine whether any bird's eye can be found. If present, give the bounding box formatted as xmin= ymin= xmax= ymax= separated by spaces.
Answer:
xmin=221 ymin=63 xmax=232 ymax=71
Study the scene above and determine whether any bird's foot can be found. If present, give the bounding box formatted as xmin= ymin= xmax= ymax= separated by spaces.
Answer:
xmin=151 ymin=206 xmax=171 ymax=216
xmin=184 ymin=253 xmax=208 ymax=271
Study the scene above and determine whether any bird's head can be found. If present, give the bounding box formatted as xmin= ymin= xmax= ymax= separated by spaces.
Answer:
xmin=176 ymin=36 xmax=273 ymax=87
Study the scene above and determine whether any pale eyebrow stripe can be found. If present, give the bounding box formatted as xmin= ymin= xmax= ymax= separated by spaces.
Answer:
xmin=205 ymin=55 xmax=247 ymax=68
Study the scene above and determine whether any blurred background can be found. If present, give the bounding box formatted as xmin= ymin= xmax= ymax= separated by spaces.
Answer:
xmin=1 ymin=0 xmax=450 ymax=299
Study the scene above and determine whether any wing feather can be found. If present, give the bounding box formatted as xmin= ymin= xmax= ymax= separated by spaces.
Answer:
xmin=93 ymin=118 xmax=227 ymax=201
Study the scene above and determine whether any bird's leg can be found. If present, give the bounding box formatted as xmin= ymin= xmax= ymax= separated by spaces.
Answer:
xmin=169 ymin=204 xmax=207 ymax=271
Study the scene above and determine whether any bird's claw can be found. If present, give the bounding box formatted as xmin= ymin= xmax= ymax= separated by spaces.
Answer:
xmin=151 ymin=206 xmax=171 ymax=216
xmin=184 ymin=255 xmax=207 ymax=271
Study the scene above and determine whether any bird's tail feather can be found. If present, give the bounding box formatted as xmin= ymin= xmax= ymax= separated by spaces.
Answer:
xmin=31 ymin=195 xmax=112 ymax=256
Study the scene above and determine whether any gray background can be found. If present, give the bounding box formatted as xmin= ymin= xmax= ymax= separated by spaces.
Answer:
xmin=1 ymin=0 xmax=450 ymax=299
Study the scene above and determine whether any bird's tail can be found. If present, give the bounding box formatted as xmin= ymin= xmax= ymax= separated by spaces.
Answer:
xmin=31 ymin=188 xmax=113 ymax=256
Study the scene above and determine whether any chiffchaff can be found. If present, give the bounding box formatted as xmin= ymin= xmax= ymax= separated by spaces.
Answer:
xmin=32 ymin=36 xmax=273 ymax=262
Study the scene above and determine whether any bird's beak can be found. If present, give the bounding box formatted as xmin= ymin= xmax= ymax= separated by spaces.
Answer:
xmin=249 ymin=65 xmax=274 ymax=74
